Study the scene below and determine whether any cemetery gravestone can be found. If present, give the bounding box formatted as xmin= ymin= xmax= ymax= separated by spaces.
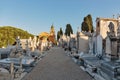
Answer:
xmin=105 ymin=37 xmax=111 ymax=55
xmin=96 ymin=35 xmax=103 ymax=57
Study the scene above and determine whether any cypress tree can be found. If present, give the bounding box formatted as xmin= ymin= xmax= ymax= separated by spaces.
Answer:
xmin=57 ymin=31 xmax=60 ymax=40
xmin=59 ymin=27 xmax=63 ymax=36
xmin=81 ymin=14 xmax=94 ymax=32
xmin=65 ymin=24 xmax=73 ymax=36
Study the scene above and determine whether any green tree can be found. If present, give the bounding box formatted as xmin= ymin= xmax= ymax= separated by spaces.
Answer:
xmin=59 ymin=27 xmax=63 ymax=36
xmin=87 ymin=14 xmax=94 ymax=32
xmin=57 ymin=31 xmax=60 ymax=40
xmin=0 ymin=26 xmax=34 ymax=48
xmin=81 ymin=22 xmax=89 ymax=32
xmin=81 ymin=14 xmax=94 ymax=32
xmin=65 ymin=24 xmax=73 ymax=36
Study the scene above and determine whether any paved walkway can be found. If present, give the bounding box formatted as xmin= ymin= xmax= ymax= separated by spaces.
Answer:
xmin=22 ymin=47 xmax=92 ymax=80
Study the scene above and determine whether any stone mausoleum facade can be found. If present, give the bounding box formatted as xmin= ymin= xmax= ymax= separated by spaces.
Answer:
xmin=96 ymin=17 xmax=119 ymax=39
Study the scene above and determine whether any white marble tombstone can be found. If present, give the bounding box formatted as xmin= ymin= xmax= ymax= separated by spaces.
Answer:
xmin=41 ymin=40 xmax=45 ymax=51
xmin=93 ymin=34 xmax=97 ymax=55
xmin=25 ymin=40 xmax=31 ymax=56
xmin=105 ymin=37 xmax=111 ymax=55
xmin=28 ymin=37 xmax=32 ymax=48
xmin=105 ymin=36 xmax=118 ymax=60
xmin=96 ymin=35 xmax=103 ymax=56
xmin=67 ymin=36 xmax=70 ymax=48
xmin=88 ymin=37 xmax=93 ymax=54
xmin=32 ymin=36 xmax=37 ymax=51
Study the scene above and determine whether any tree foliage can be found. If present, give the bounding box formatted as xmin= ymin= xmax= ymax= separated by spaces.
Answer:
xmin=57 ymin=27 xmax=63 ymax=40
xmin=65 ymin=24 xmax=73 ymax=36
xmin=81 ymin=22 xmax=89 ymax=32
xmin=0 ymin=26 xmax=34 ymax=48
xmin=59 ymin=27 xmax=63 ymax=36
xmin=57 ymin=31 xmax=60 ymax=41
xmin=81 ymin=14 xmax=94 ymax=32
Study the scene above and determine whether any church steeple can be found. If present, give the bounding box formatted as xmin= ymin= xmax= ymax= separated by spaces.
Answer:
xmin=50 ymin=24 xmax=55 ymax=35
xmin=48 ymin=24 xmax=56 ymax=44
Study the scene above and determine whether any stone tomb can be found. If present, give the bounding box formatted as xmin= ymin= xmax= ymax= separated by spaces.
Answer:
xmin=99 ymin=61 xmax=120 ymax=80
xmin=98 ymin=22 xmax=120 ymax=80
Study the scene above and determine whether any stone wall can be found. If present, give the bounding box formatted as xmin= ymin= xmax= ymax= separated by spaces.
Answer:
xmin=78 ymin=32 xmax=89 ymax=53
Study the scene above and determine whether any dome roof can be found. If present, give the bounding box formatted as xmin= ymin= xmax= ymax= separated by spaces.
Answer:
xmin=39 ymin=32 xmax=49 ymax=38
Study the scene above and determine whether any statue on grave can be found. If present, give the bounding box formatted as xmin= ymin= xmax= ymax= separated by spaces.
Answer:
xmin=106 ymin=22 xmax=118 ymax=60
xmin=107 ymin=22 xmax=116 ymax=38
xmin=82 ymin=31 xmax=93 ymax=54
xmin=10 ymin=36 xmax=23 ymax=58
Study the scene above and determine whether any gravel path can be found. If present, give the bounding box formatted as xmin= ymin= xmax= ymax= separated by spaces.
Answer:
xmin=22 ymin=47 xmax=92 ymax=80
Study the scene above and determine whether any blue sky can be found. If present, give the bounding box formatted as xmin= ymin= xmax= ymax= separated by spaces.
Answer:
xmin=0 ymin=0 xmax=120 ymax=35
